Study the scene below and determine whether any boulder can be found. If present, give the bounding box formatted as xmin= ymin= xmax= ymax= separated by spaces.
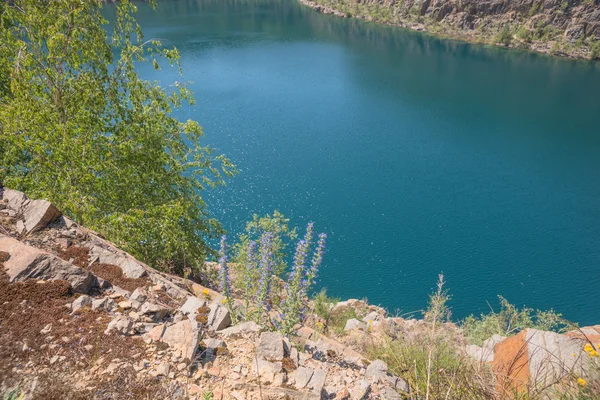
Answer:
xmin=256 ymin=331 xmax=285 ymax=361
xmin=0 ymin=236 xmax=95 ymax=293
xmin=290 ymin=366 xmax=314 ymax=389
xmin=140 ymin=302 xmax=171 ymax=321
xmin=349 ymin=380 xmax=370 ymax=400
xmin=493 ymin=329 xmax=593 ymax=391
xmin=91 ymin=297 xmax=115 ymax=311
xmin=218 ymin=321 xmax=262 ymax=339
xmin=22 ymin=199 xmax=61 ymax=234
xmin=178 ymin=296 xmax=206 ymax=316
xmin=253 ymin=359 xmax=283 ymax=384
xmin=71 ymin=295 xmax=92 ymax=313
xmin=466 ymin=344 xmax=494 ymax=363
xmin=0 ymin=188 xmax=29 ymax=213
xmin=105 ymin=316 xmax=133 ymax=335
xmin=344 ymin=318 xmax=367 ymax=332
xmin=160 ymin=319 xmax=201 ymax=361
xmin=207 ymin=304 xmax=231 ymax=331
xmin=307 ymin=369 xmax=326 ymax=395
xmin=365 ymin=359 xmax=387 ymax=382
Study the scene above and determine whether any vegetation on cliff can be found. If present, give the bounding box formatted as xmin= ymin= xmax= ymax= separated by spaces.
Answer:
xmin=302 ymin=0 xmax=600 ymax=60
xmin=0 ymin=0 xmax=236 ymax=275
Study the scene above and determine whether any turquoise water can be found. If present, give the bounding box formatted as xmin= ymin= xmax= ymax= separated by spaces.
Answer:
xmin=129 ymin=0 xmax=600 ymax=324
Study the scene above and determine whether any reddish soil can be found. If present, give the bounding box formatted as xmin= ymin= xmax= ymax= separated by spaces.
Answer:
xmin=0 ymin=269 xmax=167 ymax=398
xmin=55 ymin=246 xmax=147 ymax=292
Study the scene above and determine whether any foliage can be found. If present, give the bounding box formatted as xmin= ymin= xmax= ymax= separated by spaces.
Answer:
xmin=495 ymin=25 xmax=513 ymax=45
xmin=0 ymin=0 xmax=236 ymax=275
xmin=591 ymin=40 xmax=600 ymax=59
xmin=327 ymin=306 xmax=357 ymax=335
xmin=2 ymin=390 xmax=24 ymax=400
xmin=221 ymin=222 xmax=327 ymax=335
xmin=423 ymin=274 xmax=451 ymax=327
xmin=312 ymin=288 xmax=340 ymax=321
xmin=461 ymin=296 xmax=572 ymax=346
xmin=232 ymin=211 xmax=297 ymax=277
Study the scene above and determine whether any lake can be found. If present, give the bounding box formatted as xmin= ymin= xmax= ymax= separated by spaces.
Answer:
xmin=127 ymin=0 xmax=600 ymax=324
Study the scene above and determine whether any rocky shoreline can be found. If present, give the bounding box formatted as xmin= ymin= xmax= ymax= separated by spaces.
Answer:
xmin=1 ymin=187 xmax=600 ymax=399
xmin=298 ymin=0 xmax=600 ymax=61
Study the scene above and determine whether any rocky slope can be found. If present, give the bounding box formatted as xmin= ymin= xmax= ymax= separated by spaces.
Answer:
xmin=1 ymin=186 xmax=599 ymax=399
xmin=299 ymin=0 xmax=600 ymax=60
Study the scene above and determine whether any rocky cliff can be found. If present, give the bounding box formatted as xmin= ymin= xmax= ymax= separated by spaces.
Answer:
xmin=1 ymin=187 xmax=599 ymax=399
xmin=300 ymin=0 xmax=600 ymax=59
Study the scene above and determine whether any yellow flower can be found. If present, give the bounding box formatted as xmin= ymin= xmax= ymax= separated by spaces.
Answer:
xmin=577 ymin=377 xmax=587 ymax=387
xmin=572 ymin=353 xmax=577 ymax=357
xmin=590 ymin=350 xmax=599 ymax=357
xmin=221 ymin=298 xmax=227 ymax=305
xmin=202 ymin=289 xmax=209 ymax=296
xmin=584 ymin=344 xmax=593 ymax=353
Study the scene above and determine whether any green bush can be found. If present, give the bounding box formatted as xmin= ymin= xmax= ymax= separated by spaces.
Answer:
xmin=0 ymin=0 xmax=236 ymax=275
xmin=495 ymin=25 xmax=513 ymax=45
xmin=461 ymin=296 xmax=572 ymax=346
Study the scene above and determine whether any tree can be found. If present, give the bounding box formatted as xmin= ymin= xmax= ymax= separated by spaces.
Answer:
xmin=0 ymin=0 xmax=236 ymax=274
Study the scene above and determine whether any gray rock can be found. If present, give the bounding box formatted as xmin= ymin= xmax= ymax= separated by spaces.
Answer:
xmin=256 ymin=331 xmax=285 ymax=361
xmin=89 ymin=245 xmax=147 ymax=279
xmin=16 ymin=220 xmax=25 ymax=235
xmin=105 ymin=316 xmax=133 ymax=335
xmin=466 ymin=344 xmax=494 ymax=363
xmin=207 ymin=304 xmax=231 ymax=331
xmin=140 ymin=302 xmax=171 ymax=321
xmin=203 ymin=338 xmax=224 ymax=350
xmin=365 ymin=359 xmax=387 ymax=382
xmin=362 ymin=311 xmax=381 ymax=324
xmin=218 ymin=321 xmax=262 ymax=339
xmin=153 ymin=362 xmax=170 ymax=377
xmin=72 ymin=295 xmax=92 ymax=313
xmin=349 ymin=379 xmax=370 ymax=400
xmin=344 ymin=318 xmax=367 ymax=332
xmin=253 ymin=359 xmax=283 ymax=383
xmin=1 ymin=188 xmax=29 ymax=213
xmin=22 ymin=199 xmax=61 ymax=234
xmin=91 ymin=297 xmax=115 ymax=311
xmin=307 ymin=369 xmax=326 ymax=395
xmin=178 ymin=296 xmax=206 ymax=316
xmin=129 ymin=288 xmax=148 ymax=303
xmin=160 ymin=319 xmax=201 ymax=361
xmin=0 ymin=236 xmax=94 ymax=293
xmin=379 ymin=387 xmax=402 ymax=400
xmin=482 ymin=334 xmax=506 ymax=352
xmin=388 ymin=375 xmax=410 ymax=393
xmin=290 ymin=366 xmax=314 ymax=389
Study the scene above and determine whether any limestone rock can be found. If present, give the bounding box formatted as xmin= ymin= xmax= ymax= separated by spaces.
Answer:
xmin=218 ymin=321 xmax=262 ymax=339
xmin=22 ymin=199 xmax=61 ymax=234
xmin=349 ymin=379 xmax=370 ymax=400
xmin=89 ymin=245 xmax=147 ymax=279
xmin=91 ymin=297 xmax=115 ymax=311
xmin=140 ymin=302 xmax=171 ymax=321
xmin=307 ymin=369 xmax=326 ymax=395
xmin=71 ymin=295 xmax=92 ymax=313
xmin=160 ymin=319 xmax=201 ymax=361
xmin=145 ymin=324 xmax=166 ymax=342
xmin=0 ymin=236 xmax=94 ymax=293
xmin=105 ymin=316 xmax=133 ymax=335
xmin=379 ymin=387 xmax=402 ymax=399
xmin=256 ymin=331 xmax=285 ymax=361
xmin=493 ymin=329 xmax=593 ymax=390
xmin=178 ymin=296 xmax=206 ymax=316
xmin=466 ymin=344 xmax=494 ymax=363
xmin=365 ymin=359 xmax=387 ymax=382
xmin=207 ymin=304 xmax=231 ymax=331
xmin=1 ymin=188 xmax=29 ymax=213
xmin=290 ymin=366 xmax=314 ymax=389
xmin=253 ymin=359 xmax=283 ymax=383
xmin=129 ymin=288 xmax=148 ymax=303
xmin=344 ymin=318 xmax=367 ymax=332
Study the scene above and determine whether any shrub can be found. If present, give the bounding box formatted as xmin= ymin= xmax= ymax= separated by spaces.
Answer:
xmin=461 ymin=296 xmax=572 ymax=346
xmin=0 ymin=0 xmax=236 ymax=275
xmin=495 ymin=25 xmax=513 ymax=45
xmin=312 ymin=288 xmax=340 ymax=321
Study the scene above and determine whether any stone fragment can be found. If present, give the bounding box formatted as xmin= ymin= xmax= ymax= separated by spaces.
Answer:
xmin=256 ymin=331 xmax=285 ymax=361
xmin=207 ymin=304 xmax=231 ymax=331
xmin=153 ymin=362 xmax=170 ymax=377
xmin=344 ymin=318 xmax=367 ymax=332
xmin=23 ymin=199 xmax=61 ymax=234
xmin=218 ymin=321 xmax=262 ymax=339
xmin=349 ymin=379 xmax=370 ymax=400
xmin=160 ymin=319 xmax=201 ymax=360
xmin=466 ymin=344 xmax=494 ymax=363
xmin=203 ymin=338 xmax=225 ymax=350
xmin=388 ymin=375 xmax=410 ymax=393
xmin=140 ymin=302 xmax=171 ymax=321
xmin=365 ymin=359 xmax=387 ymax=382
xmin=16 ymin=220 xmax=25 ymax=235
xmin=308 ymin=369 xmax=326 ymax=395
xmin=129 ymin=288 xmax=148 ymax=303
xmin=379 ymin=387 xmax=402 ymax=400
xmin=71 ymin=295 xmax=92 ymax=313
xmin=290 ymin=366 xmax=314 ymax=389
xmin=253 ymin=359 xmax=283 ymax=383
xmin=145 ymin=324 xmax=166 ymax=342
xmin=91 ymin=297 xmax=115 ymax=311
xmin=0 ymin=236 xmax=94 ymax=293
xmin=40 ymin=324 xmax=52 ymax=335
xmin=493 ymin=329 xmax=592 ymax=390
xmin=1 ymin=188 xmax=29 ymax=213
xmin=179 ymin=296 xmax=206 ymax=316
xmin=483 ymin=334 xmax=506 ymax=352
xmin=105 ymin=316 xmax=133 ymax=335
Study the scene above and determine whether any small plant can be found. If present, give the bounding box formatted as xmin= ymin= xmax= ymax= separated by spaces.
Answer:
xmin=201 ymin=391 xmax=214 ymax=400
xmin=313 ymin=288 xmax=340 ymax=321
xmin=2 ymin=390 xmax=24 ymax=400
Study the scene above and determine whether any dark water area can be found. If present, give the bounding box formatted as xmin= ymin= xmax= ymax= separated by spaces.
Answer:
xmin=116 ymin=0 xmax=600 ymax=324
